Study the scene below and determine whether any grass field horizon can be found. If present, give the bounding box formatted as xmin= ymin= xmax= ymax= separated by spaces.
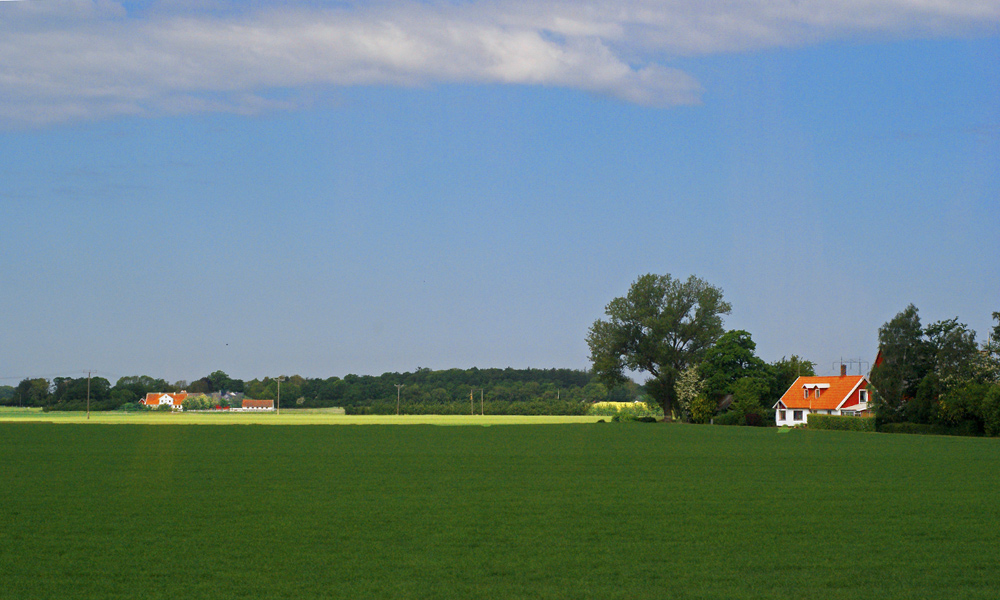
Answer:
xmin=2 ymin=422 xmax=998 ymax=598
xmin=0 ymin=407 xmax=603 ymax=426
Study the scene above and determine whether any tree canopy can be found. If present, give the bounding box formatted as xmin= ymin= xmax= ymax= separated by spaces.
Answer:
xmin=587 ymin=273 xmax=731 ymax=419
xmin=871 ymin=304 xmax=983 ymax=424
xmin=698 ymin=330 xmax=772 ymax=401
xmin=770 ymin=355 xmax=816 ymax=399
xmin=870 ymin=304 xmax=929 ymax=419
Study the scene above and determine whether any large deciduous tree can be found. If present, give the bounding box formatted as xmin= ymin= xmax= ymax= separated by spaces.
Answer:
xmin=870 ymin=304 xmax=931 ymax=421
xmin=587 ymin=273 xmax=731 ymax=420
xmin=698 ymin=330 xmax=773 ymax=402
xmin=991 ymin=312 xmax=1000 ymax=349
xmin=871 ymin=305 xmax=981 ymax=424
xmin=14 ymin=378 xmax=51 ymax=407
xmin=925 ymin=317 xmax=979 ymax=387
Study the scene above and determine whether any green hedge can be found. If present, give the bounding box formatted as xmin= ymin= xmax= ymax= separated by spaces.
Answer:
xmin=712 ymin=409 xmax=775 ymax=427
xmin=807 ymin=414 xmax=876 ymax=432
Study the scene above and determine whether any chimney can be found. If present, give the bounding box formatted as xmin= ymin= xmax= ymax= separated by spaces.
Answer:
xmin=840 ymin=364 xmax=847 ymax=377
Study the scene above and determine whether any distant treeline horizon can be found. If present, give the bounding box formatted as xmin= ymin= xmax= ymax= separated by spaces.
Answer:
xmin=0 ymin=367 xmax=643 ymax=415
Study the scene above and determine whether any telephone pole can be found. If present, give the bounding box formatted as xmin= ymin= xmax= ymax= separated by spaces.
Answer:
xmin=395 ymin=384 xmax=405 ymax=415
xmin=86 ymin=371 xmax=91 ymax=420
xmin=276 ymin=376 xmax=285 ymax=416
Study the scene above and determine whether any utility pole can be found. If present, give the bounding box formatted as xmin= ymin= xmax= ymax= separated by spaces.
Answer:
xmin=480 ymin=389 xmax=484 ymax=416
xmin=276 ymin=376 xmax=285 ymax=416
xmin=470 ymin=389 xmax=474 ymax=415
xmin=395 ymin=384 xmax=405 ymax=415
xmin=86 ymin=371 xmax=91 ymax=420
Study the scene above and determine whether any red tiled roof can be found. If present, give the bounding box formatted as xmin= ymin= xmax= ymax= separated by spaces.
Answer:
xmin=242 ymin=399 xmax=274 ymax=409
xmin=143 ymin=392 xmax=187 ymax=406
xmin=774 ymin=376 xmax=866 ymax=411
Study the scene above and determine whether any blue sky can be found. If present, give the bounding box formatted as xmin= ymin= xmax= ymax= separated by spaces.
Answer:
xmin=1 ymin=0 xmax=998 ymax=384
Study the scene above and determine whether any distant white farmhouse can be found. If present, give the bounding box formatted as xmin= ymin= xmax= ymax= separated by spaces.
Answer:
xmin=773 ymin=370 xmax=871 ymax=426
xmin=143 ymin=392 xmax=187 ymax=410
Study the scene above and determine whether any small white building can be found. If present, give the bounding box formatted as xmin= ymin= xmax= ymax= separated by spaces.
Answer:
xmin=773 ymin=372 xmax=870 ymax=426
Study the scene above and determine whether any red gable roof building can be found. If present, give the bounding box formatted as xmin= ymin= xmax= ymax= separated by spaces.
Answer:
xmin=143 ymin=392 xmax=188 ymax=409
xmin=773 ymin=373 xmax=871 ymax=426
xmin=242 ymin=399 xmax=274 ymax=411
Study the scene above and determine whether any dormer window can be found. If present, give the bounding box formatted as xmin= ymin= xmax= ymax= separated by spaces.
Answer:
xmin=815 ymin=388 xmax=822 ymax=398
xmin=803 ymin=388 xmax=809 ymax=399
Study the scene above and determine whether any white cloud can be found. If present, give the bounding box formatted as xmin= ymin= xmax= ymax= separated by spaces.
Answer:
xmin=0 ymin=0 xmax=997 ymax=125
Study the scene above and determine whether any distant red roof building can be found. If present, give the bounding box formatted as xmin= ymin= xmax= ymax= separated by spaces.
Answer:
xmin=242 ymin=399 xmax=274 ymax=410
xmin=143 ymin=393 xmax=187 ymax=408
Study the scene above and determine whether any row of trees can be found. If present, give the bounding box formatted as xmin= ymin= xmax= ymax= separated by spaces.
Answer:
xmin=870 ymin=306 xmax=1000 ymax=435
xmin=1 ymin=375 xmax=174 ymax=412
xmin=0 ymin=368 xmax=642 ymax=414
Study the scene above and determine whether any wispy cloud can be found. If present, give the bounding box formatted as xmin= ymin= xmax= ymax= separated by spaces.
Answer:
xmin=1 ymin=0 xmax=997 ymax=125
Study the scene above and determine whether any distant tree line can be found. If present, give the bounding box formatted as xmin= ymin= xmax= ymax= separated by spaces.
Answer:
xmin=1 ymin=375 xmax=175 ymax=412
xmin=0 ymin=368 xmax=641 ymax=415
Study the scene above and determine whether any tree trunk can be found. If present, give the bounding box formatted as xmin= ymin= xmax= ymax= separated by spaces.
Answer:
xmin=660 ymin=398 xmax=674 ymax=422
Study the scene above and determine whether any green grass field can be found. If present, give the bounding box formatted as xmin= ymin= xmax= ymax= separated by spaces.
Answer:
xmin=1 ymin=422 xmax=998 ymax=599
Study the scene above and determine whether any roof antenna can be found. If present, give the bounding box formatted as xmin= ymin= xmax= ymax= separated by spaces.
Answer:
xmin=832 ymin=358 xmax=869 ymax=376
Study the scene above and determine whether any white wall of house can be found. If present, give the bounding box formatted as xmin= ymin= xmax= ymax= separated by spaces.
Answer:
xmin=776 ymin=407 xmax=813 ymax=426
xmin=776 ymin=405 xmax=873 ymax=425
xmin=776 ymin=407 xmax=842 ymax=426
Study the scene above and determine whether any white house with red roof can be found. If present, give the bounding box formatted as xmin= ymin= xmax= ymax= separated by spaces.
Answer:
xmin=143 ymin=392 xmax=187 ymax=410
xmin=773 ymin=369 xmax=871 ymax=426
xmin=241 ymin=399 xmax=274 ymax=411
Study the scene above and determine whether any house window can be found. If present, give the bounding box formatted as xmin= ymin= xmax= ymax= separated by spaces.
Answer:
xmin=793 ymin=410 xmax=803 ymax=421
xmin=779 ymin=410 xmax=786 ymax=421
xmin=803 ymin=388 xmax=809 ymax=399
xmin=815 ymin=388 xmax=822 ymax=398
xmin=859 ymin=389 xmax=869 ymax=404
